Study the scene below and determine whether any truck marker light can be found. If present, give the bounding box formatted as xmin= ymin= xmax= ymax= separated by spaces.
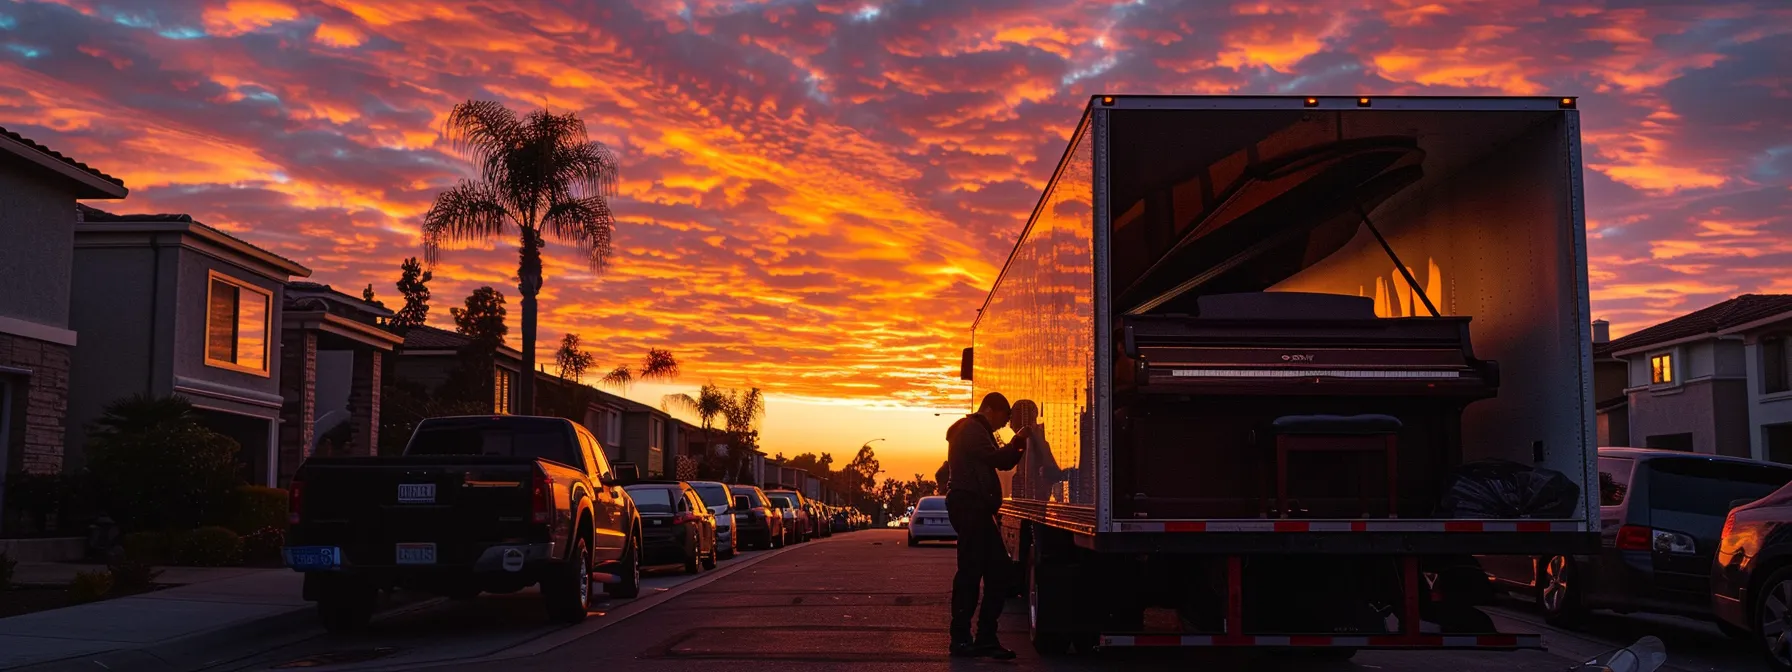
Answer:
xmin=1357 ymin=97 xmax=1371 ymax=107
xmin=1559 ymin=97 xmax=1576 ymax=109
xmin=1304 ymin=97 xmax=1319 ymax=107
xmin=1100 ymin=96 xmax=1115 ymax=106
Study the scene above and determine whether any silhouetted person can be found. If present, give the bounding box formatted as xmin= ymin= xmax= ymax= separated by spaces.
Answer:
xmin=944 ymin=392 xmax=1028 ymax=659
xmin=1010 ymin=399 xmax=1063 ymax=501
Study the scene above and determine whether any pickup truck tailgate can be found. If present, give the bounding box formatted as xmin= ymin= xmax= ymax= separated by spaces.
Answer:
xmin=296 ymin=457 xmax=541 ymax=568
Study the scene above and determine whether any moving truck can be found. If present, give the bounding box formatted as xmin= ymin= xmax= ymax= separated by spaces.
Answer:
xmin=963 ymin=95 xmax=1600 ymax=658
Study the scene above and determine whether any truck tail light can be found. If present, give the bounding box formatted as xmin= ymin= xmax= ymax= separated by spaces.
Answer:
xmin=288 ymin=475 xmax=304 ymax=525
xmin=1616 ymin=524 xmax=1651 ymax=551
xmin=532 ymin=468 xmax=554 ymax=524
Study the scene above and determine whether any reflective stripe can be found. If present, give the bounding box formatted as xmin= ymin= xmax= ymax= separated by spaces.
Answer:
xmin=1114 ymin=520 xmax=1583 ymax=533
xmin=1168 ymin=369 xmax=1462 ymax=379
xmin=1099 ymin=634 xmax=1542 ymax=648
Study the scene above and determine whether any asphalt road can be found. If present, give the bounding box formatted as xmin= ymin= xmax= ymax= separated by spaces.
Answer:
xmin=210 ymin=529 xmax=1764 ymax=672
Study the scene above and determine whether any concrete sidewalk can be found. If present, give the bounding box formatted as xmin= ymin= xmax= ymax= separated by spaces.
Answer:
xmin=0 ymin=568 xmax=312 ymax=670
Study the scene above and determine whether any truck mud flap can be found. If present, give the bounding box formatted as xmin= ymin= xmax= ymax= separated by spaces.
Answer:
xmin=1099 ymin=633 xmax=1543 ymax=649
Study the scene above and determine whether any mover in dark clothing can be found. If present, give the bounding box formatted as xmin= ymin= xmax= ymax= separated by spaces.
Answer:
xmin=945 ymin=392 xmax=1029 ymax=659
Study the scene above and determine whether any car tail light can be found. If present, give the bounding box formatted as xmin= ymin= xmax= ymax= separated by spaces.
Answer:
xmin=1616 ymin=524 xmax=1651 ymax=551
xmin=532 ymin=468 xmax=554 ymax=524
xmin=288 ymin=475 xmax=304 ymax=525
xmin=673 ymin=512 xmax=697 ymax=525
xmin=1722 ymin=510 xmax=1737 ymax=542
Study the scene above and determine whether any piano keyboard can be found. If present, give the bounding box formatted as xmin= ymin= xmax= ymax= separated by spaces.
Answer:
xmin=1168 ymin=369 xmax=1462 ymax=379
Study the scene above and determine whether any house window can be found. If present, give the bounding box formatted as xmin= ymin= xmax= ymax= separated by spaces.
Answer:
xmin=204 ymin=272 xmax=272 ymax=376
xmin=493 ymin=367 xmax=514 ymax=414
xmin=1650 ymin=352 xmax=1674 ymax=385
xmin=1766 ymin=336 xmax=1789 ymax=395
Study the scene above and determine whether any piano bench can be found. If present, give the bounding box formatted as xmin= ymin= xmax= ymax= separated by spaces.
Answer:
xmin=1264 ymin=416 xmax=1402 ymax=519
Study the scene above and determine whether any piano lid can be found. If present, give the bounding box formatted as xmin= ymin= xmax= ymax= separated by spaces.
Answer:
xmin=1116 ymin=136 xmax=1426 ymax=316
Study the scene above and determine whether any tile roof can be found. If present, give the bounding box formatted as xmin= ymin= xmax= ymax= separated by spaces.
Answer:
xmin=0 ymin=125 xmax=125 ymax=188
xmin=402 ymin=324 xmax=475 ymax=350
xmin=1608 ymin=294 xmax=1792 ymax=354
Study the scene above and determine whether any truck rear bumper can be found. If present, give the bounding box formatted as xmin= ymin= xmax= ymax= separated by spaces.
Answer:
xmin=287 ymin=542 xmax=555 ymax=576
xmin=1100 ymin=633 xmax=1543 ymax=650
xmin=1090 ymin=529 xmax=1599 ymax=555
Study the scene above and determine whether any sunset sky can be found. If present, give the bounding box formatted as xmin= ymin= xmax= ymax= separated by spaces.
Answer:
xmin=3 ymin=0 xmax=1789 ymax=480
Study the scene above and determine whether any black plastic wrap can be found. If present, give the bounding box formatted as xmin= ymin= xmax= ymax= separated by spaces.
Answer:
xmin=1435 ymin=459 xmax=1581 ymax=519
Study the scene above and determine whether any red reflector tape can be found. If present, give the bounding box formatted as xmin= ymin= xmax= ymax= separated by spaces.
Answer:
xmin=1164 ymin=521 xmax=1205 ymax=532
xmin=1444 ymin=521 xmax=1483 ymax=532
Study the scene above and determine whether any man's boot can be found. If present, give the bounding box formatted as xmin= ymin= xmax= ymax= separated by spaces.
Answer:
xmin=974 ymin=630 xmax=1016 ymax=660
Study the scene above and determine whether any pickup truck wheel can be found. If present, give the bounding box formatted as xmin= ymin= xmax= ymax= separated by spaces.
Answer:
xmin=702 ymin=545 xmax=719 ymax=570
xmin=606 ymin=533 xmax=642 ymax=598
xmin=544 ymin=538 xmax=592 ymax=624
xmin=317 ymin=584 xmax=375 ymax=633
xmin=684 ymin=541 xmax=703 ymax=574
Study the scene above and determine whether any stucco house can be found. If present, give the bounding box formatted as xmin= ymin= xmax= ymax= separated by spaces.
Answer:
xmin=1591 ymin=319 xmax=1630 ymax=446
xmin=68 ymin=206 xmax=311 ymax=486
xmin=277 ymin=281 xmax=403 ymax=485
xmin=0 ymin=127 xmax=127 ymax=526
xmin=393 ymin=324 xmax=525 ymax=414
xmin=1609 ymin=294 xmax=1792 ymax=461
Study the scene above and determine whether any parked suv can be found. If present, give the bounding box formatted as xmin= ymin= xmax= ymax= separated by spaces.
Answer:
xmin=765 ymin=490 xmax=811 ymax=543
xmin=687 ymin=480 xmax=739 ymax=560
xmin=625 ymin=481 xmax=718 ymax=574
xmin=1484 ymin=447 xmax=1792 ymax=627
xmin=729 ymin=484 xmax=783 ymax=549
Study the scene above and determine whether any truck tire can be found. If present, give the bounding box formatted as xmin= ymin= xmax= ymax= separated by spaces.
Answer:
xmin=1028 ymin=538 xmax=1074 ymax=656
xmin=702 ymin=538 xmax=718 ymax=570
xmin=606 ymin=531 xmax=642 ymax=598
xmin=684 ymin=541 xmax=704 ymax=574
xmin=317 ymin=582 xmax=376 ymax=633
xmin=544 ymin=537 xmax=593 ymax=624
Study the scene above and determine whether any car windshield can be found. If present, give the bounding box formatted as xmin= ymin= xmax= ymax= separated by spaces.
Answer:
xmin=767 ymin=494 xmax=794 ymax=508
xmin=917 ymin=497 xmax=946 ymax=511
xmin=693 ymin=484 xmax=731 ymax=509
xmin=627 ymin=486 xmax=676 ymax=513
xmin=1648 ymin=458 xmax=1792 ymax=516
xmin=406 ymin=422 xmax=580 ymax=467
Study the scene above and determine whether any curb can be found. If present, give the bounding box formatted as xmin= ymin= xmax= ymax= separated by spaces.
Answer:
xmin=11 ymin=592 xmax=445 ymax=672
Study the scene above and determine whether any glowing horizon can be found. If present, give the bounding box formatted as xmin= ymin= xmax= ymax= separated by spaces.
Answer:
xmin=3 ymin=0 xmax=1788 ymax=480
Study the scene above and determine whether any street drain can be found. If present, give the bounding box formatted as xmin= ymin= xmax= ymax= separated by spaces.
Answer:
xmin=270 ymin=647 xmax=401 ymax=668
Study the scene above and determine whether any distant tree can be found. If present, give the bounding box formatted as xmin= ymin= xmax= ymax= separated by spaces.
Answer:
xmin=786 ymin=452 xmax=834 ymax=479
xmin=451 ymin=287 xmax=508 ymax=349
xmin=601 ymin=349 xmax=681 ymax=395
xmin=391 ymin=257 xmax=433 ymax=330
xmin=555 ymin=333 xmax=595 ymax=382
xmin=421 ymin=100 xmax=623 ymax=415
xmin=844 ymin=442 xmax=882 ymax=511
xmin=362 ymin=284 xmax=378 ymax=304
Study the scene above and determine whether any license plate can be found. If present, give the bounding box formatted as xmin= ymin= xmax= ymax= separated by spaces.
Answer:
xmin=396 ymin=543 xmax=437 ymax=565
xmin=284 ymin=546 xmax=341 ymax=572
xmin=650 ymin=519 xmax=665 ymax=526
xmin=397 ymin=483 xmax=436 ymax=503
xmin=926 ymin=518 xmax=946 ymax=525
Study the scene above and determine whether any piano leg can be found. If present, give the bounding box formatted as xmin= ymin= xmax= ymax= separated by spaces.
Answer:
xmin=1385 ymin=434 xmax=1399 ymax=519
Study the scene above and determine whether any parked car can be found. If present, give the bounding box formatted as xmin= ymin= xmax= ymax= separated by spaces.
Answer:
xmin=1483 ymin=447 xmax=1792 ymax=628
xmin=764 ymin=491 xmax=802 ymax=544
xmin=811 ymin=502 xmax=832 ymax=537
xmin=907 ymin=495 xmax=956 ymax=546
xmin=283 ymin=416 xmax=642 ymax=630
xmin=625 ymin=481 xmax=718 ymax=574
xmin=766 ymin=490 xmax=812 ymax=542
xmin=830 ymin=508 xmax=851 ymax=533
xmin=687 ymin=480 xmax=739 ymax=560
xmin=729 ymin=484 xmax=783 ymax=549
xmin=1715 ymin=478 xmax=1792 ymax=670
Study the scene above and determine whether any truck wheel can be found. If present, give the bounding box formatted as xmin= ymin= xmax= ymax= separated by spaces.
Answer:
xmin=317 ymin=583 xmax=376 ymax=633
xmin=606 ymin=532 xmax=642 ymax=598
xmin=544 ymin=537 xmax=592 ymax=624
xmin=702 ymin=542 xmax=718 ymax=570
xmin=1538 ymin=556 xmax=1586 ymax=627
xmin=1028 ymin=542 xmax=1074 ymax=656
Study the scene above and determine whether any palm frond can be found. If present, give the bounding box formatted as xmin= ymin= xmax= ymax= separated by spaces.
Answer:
xmin=639 ymin=349 xmax=678 ymax=382
xmin=601 ymin=365 xmax=632 ymax=391
xmin=540 ymin=196 xmax=615 ymax=271
xmin=661 ymin=393 xmax=699 ymax=414
xmin=557 ymin=141 xmax=620 ymax=199
xmin=421 ymin=180 xmax=508 ymax=266
xmin=443 ymin=101 xmax=521 ymax=183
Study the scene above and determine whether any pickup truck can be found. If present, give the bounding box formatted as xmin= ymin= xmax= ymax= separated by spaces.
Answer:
xmin=283 ymin=415 xmax=642 ymax=630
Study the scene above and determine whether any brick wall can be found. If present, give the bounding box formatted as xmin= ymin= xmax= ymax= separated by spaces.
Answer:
xmin=277 ymin=331 xmax=316 ymax=486
xmin=0 ymin=333 xmax=71 ymax=475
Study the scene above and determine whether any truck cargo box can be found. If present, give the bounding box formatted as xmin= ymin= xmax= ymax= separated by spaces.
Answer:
xmin=971 ymin=96 xmax=1598 ymax=556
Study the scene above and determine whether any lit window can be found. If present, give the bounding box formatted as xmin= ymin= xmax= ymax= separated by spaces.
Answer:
xmin=204 ymin=272 xmax=271 ymax=376
xmin=1650 ymin=353 xmax=1674 ymax=385
xmin=493 ymin=367 xmax=515 ymax=413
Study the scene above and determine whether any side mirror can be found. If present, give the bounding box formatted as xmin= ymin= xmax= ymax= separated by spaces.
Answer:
xmin=960 ymin=347 xmax=974 ymax=381
xmin=599 ymin=473 xmax=619 ymax=487
xmin=614 ymin=462 xmax=640 ymax=485
xmin=734 ymin=495 xmax=752 ymax=510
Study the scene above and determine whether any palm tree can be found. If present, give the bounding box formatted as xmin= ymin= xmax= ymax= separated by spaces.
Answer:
xmin=422 ymin=100 xmax=621 ymax=414
xmin=600 ymin=348 xmax=681 ymax=396
xmin=662 ymin=383 xmax=727 ymax=445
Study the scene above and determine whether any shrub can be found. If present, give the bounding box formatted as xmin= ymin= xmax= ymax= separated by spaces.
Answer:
xmin=85 ymin=394 xmax=245 ymax=532
xmin=232 ymin=486 xmax=289 ymax=535
xmin=240 ymin=526 xmax=286 ymax=565
xmin=108 ymin=556 xmax=162 ymax=592
xmin=69 ymin=570 xmax=114 ymax=602
xmin=171 ymin=526 xmax=243 ymax=567
xmin=121 ymin=531 xmax=171 ymax=566
xmin=0 ymin=551 xmax=16 ymax=591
